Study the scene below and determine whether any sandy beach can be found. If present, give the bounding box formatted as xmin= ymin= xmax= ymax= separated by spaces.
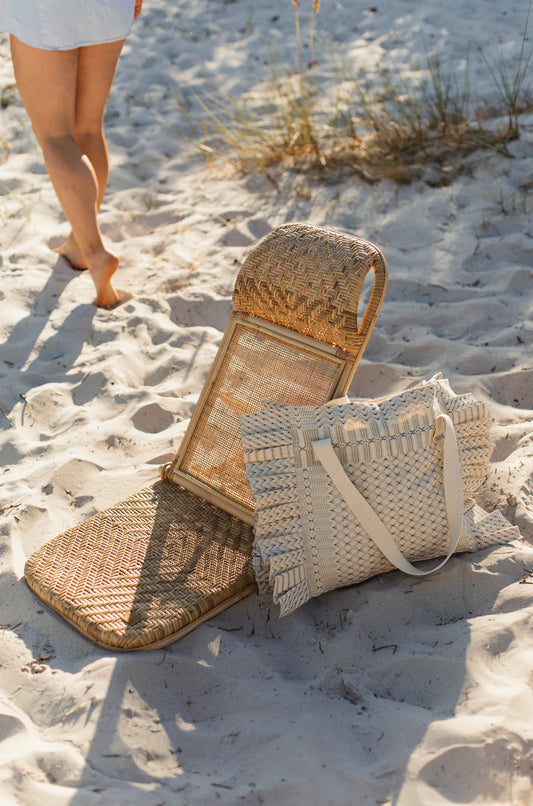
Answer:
xmin=1 ymin=1 xmax=532 ymax=804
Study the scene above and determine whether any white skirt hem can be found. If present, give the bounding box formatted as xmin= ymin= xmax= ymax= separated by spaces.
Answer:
xmin=0 ymin=1 xmax=135 ymax=51
xmin=6 ymin=30 xmax=132 ymax=51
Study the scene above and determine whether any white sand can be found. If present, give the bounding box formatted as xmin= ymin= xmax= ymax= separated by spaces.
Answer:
xmin=1 ymin=1 xmax=532 ymax=804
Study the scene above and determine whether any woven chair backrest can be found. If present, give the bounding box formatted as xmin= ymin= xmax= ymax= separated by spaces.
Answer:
xmin=162 ymin=224 xmax=388 ymax=523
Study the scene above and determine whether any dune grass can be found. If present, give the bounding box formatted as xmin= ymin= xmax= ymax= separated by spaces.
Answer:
xmin=179 ymin=1 xmax=533 ymax=186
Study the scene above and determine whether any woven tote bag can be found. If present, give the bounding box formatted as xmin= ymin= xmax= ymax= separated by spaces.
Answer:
xmin=240 ymin=375 xmax=520 ymax=616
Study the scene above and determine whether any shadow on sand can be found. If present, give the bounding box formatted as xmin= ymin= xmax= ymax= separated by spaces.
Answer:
xmin=0 ymin=258 xmax=96 ymax=423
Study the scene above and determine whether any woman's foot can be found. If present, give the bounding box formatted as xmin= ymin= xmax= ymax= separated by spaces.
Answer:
xmin=53 ymin=233 xmax=87 ymax=270
xmin=88 ymin=251 xmax=129 ymax=309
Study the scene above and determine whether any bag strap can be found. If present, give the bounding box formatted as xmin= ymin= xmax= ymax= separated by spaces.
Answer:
xmin=311 ymin=412 xmax=464 ymax=576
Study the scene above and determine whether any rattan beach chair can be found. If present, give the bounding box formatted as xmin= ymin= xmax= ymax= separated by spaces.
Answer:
xmin=24 ymin=223 xmax=388 ymax=650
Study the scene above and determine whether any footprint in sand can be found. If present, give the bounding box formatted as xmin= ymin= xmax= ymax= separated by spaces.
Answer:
xmin=167 ymin=296 xmax=232 ymax=331
xmin=483 ymin=369 xmax=533 ymax=409
xmin=0 ymin=714 xmax=26 ymax=743
xmin=247 ymin=218 xmax=272 ymax=240
xmin=218 ymin=227 xmax=254 ymax=247
xmin=132 ymin=402 xmax=175 ymax=433
xmin=418 ymin=738 xmax=531 ymax=801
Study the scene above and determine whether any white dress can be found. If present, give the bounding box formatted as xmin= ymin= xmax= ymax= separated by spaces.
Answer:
xmin=0 ymin=0 xmax=136 ymax=51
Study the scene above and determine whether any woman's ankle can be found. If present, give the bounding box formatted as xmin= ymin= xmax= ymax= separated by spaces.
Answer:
xmin=53 ymin=233 xmax=87 ymax=270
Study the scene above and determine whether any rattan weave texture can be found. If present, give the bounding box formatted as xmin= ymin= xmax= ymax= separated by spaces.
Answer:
xmin=233 ymin=222 xmax=387 ymax=354
xmin=25 ymin=482 xmax=255 ymax=650
xmin=172 ymin=325 xmax=344 ymax=509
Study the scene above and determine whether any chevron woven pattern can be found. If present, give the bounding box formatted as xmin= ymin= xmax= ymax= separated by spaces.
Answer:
xmin=233 ymin=222 xmax=387 ymax=354
xmin=24 ymin=481 xmax=255 ymax=650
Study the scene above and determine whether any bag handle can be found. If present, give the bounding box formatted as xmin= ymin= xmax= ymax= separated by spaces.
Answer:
xmin=311 ymin=413 xmax=464 ymax=576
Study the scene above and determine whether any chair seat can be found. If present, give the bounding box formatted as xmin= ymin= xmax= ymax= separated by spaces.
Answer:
xmin=25 ymin=480 xmax=255 ymax=650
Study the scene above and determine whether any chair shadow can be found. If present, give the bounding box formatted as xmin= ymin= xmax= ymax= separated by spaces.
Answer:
xmin=58 ymin=565 xmax=480 ymax=804
xmin=26 ymin=480 xmax=511 ymax=805
xmin=112 ymin=480 xmax=255 ymax=649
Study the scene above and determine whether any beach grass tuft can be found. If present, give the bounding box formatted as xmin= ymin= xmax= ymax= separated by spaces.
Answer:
xmin=178 ymin=2 xmax=533 ymax=186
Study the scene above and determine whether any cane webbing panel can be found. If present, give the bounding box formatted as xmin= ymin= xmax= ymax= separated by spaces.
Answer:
xmin=170 ymin=324 xmax=343 ymax=508
xmin=24 ymin=481 xmax=255 ymax=650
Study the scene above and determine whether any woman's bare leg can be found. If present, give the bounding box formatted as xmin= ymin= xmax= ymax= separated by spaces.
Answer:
xmin=10 ymin=36 xmax=126 ymax=307
xmin=55 ymin=40 xmax=124 ymax=269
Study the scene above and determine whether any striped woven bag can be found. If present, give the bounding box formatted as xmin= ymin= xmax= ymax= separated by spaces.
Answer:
xmin=240 ymin=375 xmax=520 ymax=616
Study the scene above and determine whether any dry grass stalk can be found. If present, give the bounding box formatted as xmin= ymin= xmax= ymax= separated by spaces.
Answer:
xmin=479 ymin=2 xmax=532 ymax=136
xmin=178 ymin=5 xmax=531 ymax=186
